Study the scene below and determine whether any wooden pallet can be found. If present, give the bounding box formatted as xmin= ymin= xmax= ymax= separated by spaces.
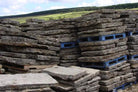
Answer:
xmin=0 ymin=64 xmax=2 ymax=69
xmin=3 ymin=62 xmax=56 ymax=73
xmin=4 ymin=65 xmax=28 ymax=73
xmin=23 ymin=65 xmax=55 ymax=70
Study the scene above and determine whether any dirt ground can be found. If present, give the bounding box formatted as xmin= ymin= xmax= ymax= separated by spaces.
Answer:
xmin=118 ymin=84 xmax=138 ymax=92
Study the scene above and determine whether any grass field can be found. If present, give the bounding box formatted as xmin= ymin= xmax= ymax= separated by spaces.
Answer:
xmin=11 ymin=11 xmax=93 ymax=23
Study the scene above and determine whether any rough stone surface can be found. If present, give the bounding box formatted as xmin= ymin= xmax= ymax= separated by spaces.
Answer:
xmin=0 ymin=73 xmax=58 ymax=90
xmin=43 ymin=66 xmax=87 ymax=81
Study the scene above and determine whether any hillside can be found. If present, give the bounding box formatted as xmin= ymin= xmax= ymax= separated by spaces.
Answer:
xmin=0 ymin=2 xmax=138 ymax=19
xmin=11 ymin=11 xmax=94 ymax=23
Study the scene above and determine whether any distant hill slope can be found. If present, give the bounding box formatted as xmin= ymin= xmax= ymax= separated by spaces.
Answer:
xmin=0 ymin=2 xmax=138 ymax=19
xmin=11 ymin=11 xmax=94 ymax=23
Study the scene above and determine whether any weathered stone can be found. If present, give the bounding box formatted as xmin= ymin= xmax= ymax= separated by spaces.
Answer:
xmin=0 ymin=51 xmax=27 ymax=58
xmin=78 ymin=26 xmax=126 ymax=35
xmin=129 ymin=60 xmax=138 ymax=65
xmin=100 ymin=82 xmax=119 ymax=91
xmin=111 ymin=63 xmax=131 ymax=71
xmin=27 ymin=29 xmax=76 ymax=36
xmin=101 ymin=13 xmax=120 ymax=18
xmin=22 ymin=87 xmax=56 ymax=92
xmin=128 ymin=41 xmax=138 ymax=45
xmin=129 ymin=45 xmax=138 ymax=50
xmin=43 ymin=66 xmax=87 ymax=81
xmin=0 ymin=19 xmax=20 ymax=26
xmin=59 ymin=62 xmax=78 ymax=67
xmin=98 ymin=9 xmax=117 ymax=14
xmin=78 ymin=30 xmax=126 ymax=38
xmin=80 ymin=44 xmax=115 ymax=51
xmin=37 ymin=55 xmax=59 ymax=61
xmin=60 ymin=48 xmax=80 ymax=55
xmin=57 ymin=37 xmax=77 ymax=43
xmin=100 ymin=63 xmax=132 ymax=80
xmin=0 ymin=55 xmax=37 ymax=65
xmin=129 ymin=51 xmax=138 ymax=55
xmin=116 ymin=41 xmax=127 ymax=46
xmin=60 ymin=60 xmax=78 ymax=63
xmin=0 ymin=73 xmax=58 ymax=90
xmin=79 ymin=39 xmax=119 ymax=47
xmin=107 ymin=61 xmax=127 ymax=70
xmin=100 ymin=76 xmax=120 ymax=86
xmin=0 ymin=46 xmax=57 ymax=56
xmin=79 ymin=50 xmax=128 ymax=62
xmin=77 ymin=17 xmax=113 ymax=28
xmin=0 ymin=36 xmax=37 ymax=43
xmin=61 ymin=55 xmax=80 ymax=60
xmin=51 ymin=84 xmax=74 ymax=92
xmin=97 ymin=22 xmax=123 ymax=29
xmin=81 ymin=46 xmax=127 ymax=56
xmin=78 ymin=29 xmax=127 ymax=39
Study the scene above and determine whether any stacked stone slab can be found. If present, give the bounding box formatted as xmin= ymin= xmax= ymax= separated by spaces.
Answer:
xmin=43 ymin=19 xmax=80 ymax=67
xmin=21 ymin=18 xmax=46 ymax=32
xmin=119 ymin=10 xmax=137 ymax=32
xmin=122 ymin=11 xmax=138 ymax=81
xmin=20 ymin=19 xmax=60 ymax=66
xmin=128 ymin=35 xmax=138 ymax=80
xmin=25 ymin=19 xmax=80 ymax=66
xmin=43 ymin=66 xmax=100 ymax=92
xmin=76 ymin=9 xmax=128 ymax=63
xmin=0 ymin=73 xmax=57 ymax=92
xmin=0 ymin=19 xmax=60 ymax=73
xmin=100 ymin=61 xmax=136 ymax=92
xmin=75 ymin=9 xmax=136 ymax=91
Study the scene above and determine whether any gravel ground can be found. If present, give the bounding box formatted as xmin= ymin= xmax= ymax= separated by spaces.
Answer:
xmin=118 ymin=84 xmax=138 ymax=92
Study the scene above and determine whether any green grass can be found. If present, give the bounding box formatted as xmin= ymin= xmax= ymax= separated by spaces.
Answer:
xmin=130 ymin=8 xmax=138 ymax=10
xmin=11 ymin=11 xmax=93 ymax=23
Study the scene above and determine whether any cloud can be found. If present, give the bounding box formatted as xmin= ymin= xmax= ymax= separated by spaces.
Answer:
xmin=35 ymin=6 xmax=42 ymax=11
xmin=2 ymin=8 xmax=29 ymax=16
xmin=0 ymin=0 xmax=78 ymax=16
xmin=49 ymin=0 xmax=81 ymax=3
xmin=0 ymin=0 xmax=49 ymax=16
xmin=29 ymin=0 xmax=49 ymax=3
xmin=78 ymin=0 xmax=138 ymax=7
xmin=0 ymin=0 xmax=28 ymax=16
xmin=92 ymin=0 xmax=114 ymax=6
xmin=92 ymin=0 xmax=138 ymax=6
xmin=78 ymin=2 xmax=93 ymax=7
xmin=0 ymin=0 xmax=49 ymax=8
xmin=111 ymin=0 xmax=138 ymax=5
xmin=49 ymin=6 xmax=67 ymax=10
xmin=0 ymin=1 xmax=23 ymax=10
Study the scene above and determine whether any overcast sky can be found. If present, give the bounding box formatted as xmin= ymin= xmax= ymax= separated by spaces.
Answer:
xmin=0 ymin=0 xmax=137 ymax=16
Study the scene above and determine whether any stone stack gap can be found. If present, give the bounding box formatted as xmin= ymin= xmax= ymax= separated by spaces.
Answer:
xmin=41 ymin=19 xmax=80 ymax=66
